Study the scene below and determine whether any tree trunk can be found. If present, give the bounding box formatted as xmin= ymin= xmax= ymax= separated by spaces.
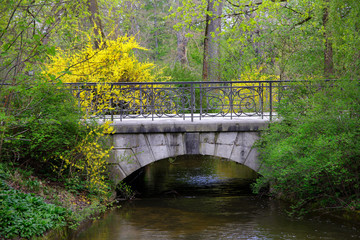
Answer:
xmin=153 ymin=0 xmax=159 ymax=61
xmin=175 ymin=0 xmax=189 ymax=66
xmin=125 ymin=1 xmax=140 ymax=54
xmin=202 ymin=0 xmax=223 ymax=81
xmin=322 ymin=3 xmax=334 ymax=78
xmin=41 ymin=3 xmax=65 ymax=46
xmin=87 ymin=0 xmax=105 ymax=49
xmin=176 ymin=27 xmax=189 ymax=66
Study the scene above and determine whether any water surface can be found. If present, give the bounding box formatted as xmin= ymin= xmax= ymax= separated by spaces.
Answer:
xmin=72 ymin=156 xmax=359 ymax=240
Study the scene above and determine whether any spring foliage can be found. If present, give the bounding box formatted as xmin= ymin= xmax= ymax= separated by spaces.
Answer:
xmin=45 ymin=36 xmax=156 ymax=83
xmin=1 ymin=80 xmax=115 ymax=196
xmin=253 ymin=80 xmax=360 ymax=215
xmin=57 ymin=121 xmax=114 ymax=195
xmin=44 ymin=35 xmax=167 ymax=115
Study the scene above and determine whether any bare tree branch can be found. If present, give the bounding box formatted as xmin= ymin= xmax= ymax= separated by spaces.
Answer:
xmin=290 ymin=16 xmax=312 ymax=30
xmin=0 ymin=0 xmax=23 ymax=40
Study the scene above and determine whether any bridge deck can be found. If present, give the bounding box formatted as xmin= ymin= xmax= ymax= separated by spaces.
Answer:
xmin=104 ymin=115 xmax=273 ymax=134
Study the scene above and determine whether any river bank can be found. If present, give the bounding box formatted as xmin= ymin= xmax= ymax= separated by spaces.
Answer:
xmin=0 ymin=163 xmax=115 ymax=240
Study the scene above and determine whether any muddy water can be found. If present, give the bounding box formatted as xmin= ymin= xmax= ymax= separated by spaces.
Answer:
xmin=72 ymin=156 xmax=359 ymax=240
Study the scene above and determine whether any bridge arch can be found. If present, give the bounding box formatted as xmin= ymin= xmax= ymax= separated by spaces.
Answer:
xmin=108 ymin=119 xmax=268 ymax=185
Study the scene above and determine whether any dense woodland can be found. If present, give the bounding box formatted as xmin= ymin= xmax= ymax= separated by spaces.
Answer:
xmin=0 ymin=0 xmax=360 ymax=238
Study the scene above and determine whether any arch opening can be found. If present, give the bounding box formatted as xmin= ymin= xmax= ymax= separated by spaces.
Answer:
xmin=119 ymin=155 xmax=259 ymax=199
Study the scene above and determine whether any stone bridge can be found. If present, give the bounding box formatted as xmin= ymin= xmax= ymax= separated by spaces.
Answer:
xmin=108 ymin=117 xmax=269 ymax=184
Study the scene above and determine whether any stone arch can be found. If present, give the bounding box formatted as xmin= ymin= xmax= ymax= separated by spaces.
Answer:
xmin=109 ymin=131 xmax=261 ymax=185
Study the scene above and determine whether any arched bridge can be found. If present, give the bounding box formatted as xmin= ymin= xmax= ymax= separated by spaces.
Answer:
xmin=108 ymin=117 xmax=269 ymax=184
xmin=67 ymin=81 xmax=283 ymax=184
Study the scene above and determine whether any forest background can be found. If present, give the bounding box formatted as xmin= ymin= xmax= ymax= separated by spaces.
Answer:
xmin=0 ymin=0 xmax=360 ymax=239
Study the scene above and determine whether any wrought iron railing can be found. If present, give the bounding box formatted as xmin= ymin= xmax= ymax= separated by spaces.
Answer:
xmin=66 ymin=81 xmax=287 ymax=121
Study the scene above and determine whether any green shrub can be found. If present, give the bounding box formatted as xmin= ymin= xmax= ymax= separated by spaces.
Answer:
xmin=163 ymin=64 xmax=200 ymax=82
xmin=1 ymin=81 xmax=87 ymax=173
xmin=116 ymin=181 xmax=134 ymax=199
xmin=64 ymin=176 xmax=87 ymax=193
xmin=253 ymin=80 xmax=360 ymax=215
xmin=2 ymin=79 xmax=114 ymax=197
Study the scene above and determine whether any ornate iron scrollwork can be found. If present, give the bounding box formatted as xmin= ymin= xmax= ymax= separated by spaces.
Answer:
xmin=67 ymin=81 xmax=283 ymax=121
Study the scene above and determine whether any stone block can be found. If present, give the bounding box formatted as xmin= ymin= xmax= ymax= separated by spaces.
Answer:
xmin=216 ymin=132 xmax=238 ymax=145
xmin=166 ymin=133 xmax=185 ymax=157
xmin=114 ymin=133 xmax=148 ymax=149
xmin=146 ymin=134 xmax=170 ymax=160
xmin=146 ymin=133 xmax=167 ymax=146
xmin=149 ymin=145 xmax=170 ymax=161
xmin=114 ymin=149 xmax=141 ymax=176
xmin=214 ymin=132 xmax=238 ymax=159
xmin=108 ymin=165 xmax=127 ymax=184
xmin=243 ymin=148 xmax=260 ymax=172
xmin=229 ymin=132 xmax=260 ymax=164
xmin=132 ymin=146 xmax=155 ymax=167
xmin=234 ymin=132 xmax=259 ymax=148
xmin=185 ymin=132 xmax=200 ymax=155
xmin=215 ymin=143 xmax=233 ymax=159
xmin=199 ymin=132 xmax=216 ymax=156
xmin=230 ymin=145 xmax=252 ymax=164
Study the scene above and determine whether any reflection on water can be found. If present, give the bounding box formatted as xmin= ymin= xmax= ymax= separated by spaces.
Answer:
xmin=72 ymin=156 xmax=359 ymax=240
xmin=129 ymin=155 xmax=257 ymax=198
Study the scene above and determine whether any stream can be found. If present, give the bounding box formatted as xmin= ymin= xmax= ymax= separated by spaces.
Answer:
xmin=71 ymin=156 xmax=359 ymax=240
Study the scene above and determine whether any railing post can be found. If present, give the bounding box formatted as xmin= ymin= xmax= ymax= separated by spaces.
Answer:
xmin=110 ymin=83 xmax=114 ymax=121
xmin=94 ymin=84 xmax=97 ymax=117
xmin=139 ymin=84 xmax=143 ymax=116
xmin=199 ymin=83 xmax=202 ymax=120
xmin=230 ymin=82 xmax=233 ymax=120
xmin=260 ymin=82 xmax=263 ymax=119
xmin=77 ymin=85 xmax=81 ymax=110
xmin=270 ymin=81 xmax=273 ymax=121
xmin=190 ymin=83 xmax=194 ymax=122
xmin=151 ymin=83 xmax=154 ymax=121
xmin=182 ymin=86 xmax=185 ymax=120
xmin=120 ymin=84 xmax=123 ymax=121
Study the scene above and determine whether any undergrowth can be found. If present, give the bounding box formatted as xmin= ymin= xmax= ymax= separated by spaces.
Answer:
xmin=0 ymin=163 xmax=114 ymax=239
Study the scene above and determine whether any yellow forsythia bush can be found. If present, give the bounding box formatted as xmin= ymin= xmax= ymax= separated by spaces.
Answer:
xmin=46 ymin=35 xmax=155 ymax=83
xmin=57 ymin=121 xmax=115 ymax=195
xmin=45 ymin=35 xmax=165 ymax=116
